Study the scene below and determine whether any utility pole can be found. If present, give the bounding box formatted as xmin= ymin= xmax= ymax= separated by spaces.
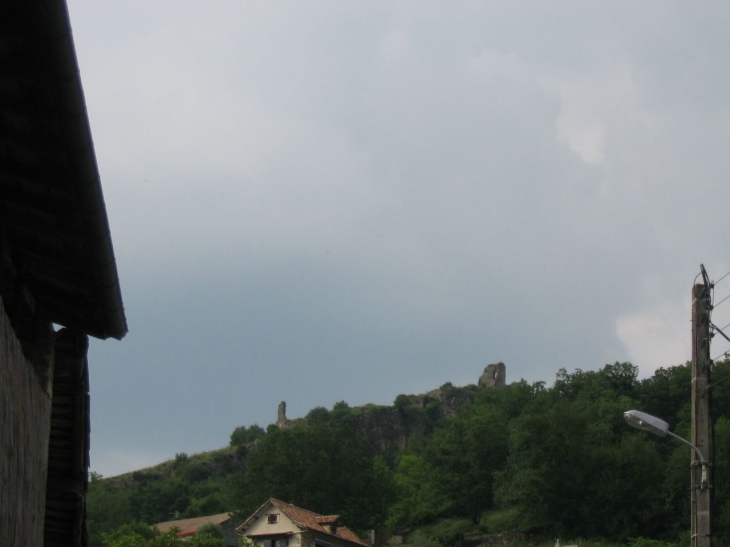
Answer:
xmin=692 ymin=281 xmax=712 ymax=547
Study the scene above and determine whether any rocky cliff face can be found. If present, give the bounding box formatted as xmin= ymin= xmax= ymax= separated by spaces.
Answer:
xmin=276 ymin=365 xmax=507 ymax=456
xmin=345 ymin=384 xmax=478 ymax=455
xmin=348 ymin=364 xmax=508 ymax=453
xmin=354 ymin=405 xmax=413 ymax=453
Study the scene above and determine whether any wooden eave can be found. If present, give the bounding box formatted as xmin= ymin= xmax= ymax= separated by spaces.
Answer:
xmin=0 ymin=0 xmax=126 ymax=340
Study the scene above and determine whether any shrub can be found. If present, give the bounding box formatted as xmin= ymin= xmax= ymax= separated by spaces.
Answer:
xmin=395 ymin=394 xmax=412 ymax=412
xmin=629 ymin=538 xmax=679 ymax=547
xmin=197 ymin=523 xmax=224 ymax=539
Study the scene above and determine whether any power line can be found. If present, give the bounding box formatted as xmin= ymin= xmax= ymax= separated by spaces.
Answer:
xmin=708 ymin=371 xmax=730 ymax=389
xmin=711 ymin=324 xmax=730 ymax=361
xmin=715 ymin=269 xmax=730 ymax=287
xmin=711 ymin=322 xmax=730 ymax=345
xmin=714 ymin=293 xmax=730 ymax=311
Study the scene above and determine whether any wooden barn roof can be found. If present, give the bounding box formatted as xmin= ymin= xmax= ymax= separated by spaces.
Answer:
xmin=0 ymin=1 xmax=126 ymax=340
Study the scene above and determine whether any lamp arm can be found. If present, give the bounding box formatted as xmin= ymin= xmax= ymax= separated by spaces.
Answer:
xmin=666 ymin=430 xmax=706 ymax=464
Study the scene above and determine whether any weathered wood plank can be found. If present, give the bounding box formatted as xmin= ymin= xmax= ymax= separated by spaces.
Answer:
xmin=0 ymin=297 xmax=52 ymax=547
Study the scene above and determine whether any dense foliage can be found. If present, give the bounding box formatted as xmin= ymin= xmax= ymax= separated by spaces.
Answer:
xmin=89 ymin=360 xmax=730 ymax=547
xmin=101 ymin=523 xmax=226 ymax=547
xmin=228 ymin=417 xmax=394 ymax=530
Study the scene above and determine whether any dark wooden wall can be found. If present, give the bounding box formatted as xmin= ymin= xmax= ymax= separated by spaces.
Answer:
xmin=45 ymin=328 xmax=90 ymax=547
xmin=0 ymin=296 xmax=53 ymax=547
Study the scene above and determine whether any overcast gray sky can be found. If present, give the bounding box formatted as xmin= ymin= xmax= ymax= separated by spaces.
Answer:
xmin=67 ymin=1 xmax=730 ymax=477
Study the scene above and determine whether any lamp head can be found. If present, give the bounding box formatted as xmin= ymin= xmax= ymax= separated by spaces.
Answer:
xmin=624 ymin=410 xmax=670 ymax=438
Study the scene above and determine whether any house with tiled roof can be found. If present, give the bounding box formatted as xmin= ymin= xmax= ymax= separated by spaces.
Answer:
xmin=156 ymin=512 xmax=240 ymax=547
xmin=237 ymin=499 xmax=369 ymax=547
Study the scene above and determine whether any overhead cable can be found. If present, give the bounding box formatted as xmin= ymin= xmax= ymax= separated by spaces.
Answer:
xmin=713 ymin=293 xmax=730 ymax=311
xmin=711 ymin=321 xmax=730 ymax=345
xmin=715 ymin=269 xmax=730 ymax=287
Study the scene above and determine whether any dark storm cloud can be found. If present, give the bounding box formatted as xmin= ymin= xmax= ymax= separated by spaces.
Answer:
xmin=71 ymin=1 xmax=730 ymax=475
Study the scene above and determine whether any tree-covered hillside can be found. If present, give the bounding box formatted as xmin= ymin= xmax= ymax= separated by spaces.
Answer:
xmin=88 ymin=361 xmax=730 ymax=547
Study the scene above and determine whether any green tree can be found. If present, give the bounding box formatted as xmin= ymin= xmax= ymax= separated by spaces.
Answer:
xmin=305 ymin=406 xmax=331 ymax=424
xmin=331 ymin=401 xmax=355 ymax=425
xmin=230 ymin=424 xmax=265 ymax=447
xmin=197 ymin=523 xmax=224 ymax=539
xmin=87 ymin=479 xmax=134 ymax=546
xmin=233 ymin=421 xmax=393 ymax=530
xmin=711 ymin=415 xmax=730 ymax=545
xmin=426 ymin=405 xmax=508 ymax=523
xmin=394 ymin=394 xmax=412 ymax=413
xmin=494 ymin=366 xmax=671 ymax=540
xmin=386 ymin=454 xmax=448 ymax=531
xmin=101 ymin=522 xmax=157 ymax=545
xmin=636 ymin=363 xmax=692 ymax=431
xmin=128 ymin=478 xmax=191 ymax=524
xmin=102 ymin=522 xmax=229 ymax=547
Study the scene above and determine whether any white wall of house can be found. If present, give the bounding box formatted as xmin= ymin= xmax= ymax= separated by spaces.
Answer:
xmin=301 ymin=532 xmax=362 ymax=547
xmin=247 ymin=509 xmax=298 ymax=536
xmin=243 ymin=503 xmax=365 ymax=547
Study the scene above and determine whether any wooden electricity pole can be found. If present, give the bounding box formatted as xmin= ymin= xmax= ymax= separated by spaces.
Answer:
xmin=692 ymin=282 xmax=712 ymax=547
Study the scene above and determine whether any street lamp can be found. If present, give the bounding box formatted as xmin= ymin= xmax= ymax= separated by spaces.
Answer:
xmin=623 ymin=410 xmax=708 ymax=486
xmin=625 ymin=409 xmax=712 ymax=547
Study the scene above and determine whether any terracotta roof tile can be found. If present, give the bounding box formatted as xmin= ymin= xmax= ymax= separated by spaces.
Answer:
xmin=241 ymin=499 xmax=367 ymax=547
xmin=315 ymin=515 xmax=340 ymax=525
xmin=156 ymin=512 xmax=232 ymax=535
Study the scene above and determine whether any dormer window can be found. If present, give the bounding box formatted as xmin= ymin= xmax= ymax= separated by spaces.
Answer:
xmin=268 ymin=514 xmax=279 ymax=524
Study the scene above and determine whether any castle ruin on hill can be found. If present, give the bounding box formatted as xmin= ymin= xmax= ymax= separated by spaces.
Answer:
xmin=478 ymin=361 xmax=506 ymax=388
xmin=276 ymin=362 xmax=507 ymax=428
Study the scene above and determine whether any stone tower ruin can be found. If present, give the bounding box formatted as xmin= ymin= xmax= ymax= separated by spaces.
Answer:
xmin=277 ymin=401 xmax=289 ymax=427
xmin=478 ymin=362 xmax=506 ymax=388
